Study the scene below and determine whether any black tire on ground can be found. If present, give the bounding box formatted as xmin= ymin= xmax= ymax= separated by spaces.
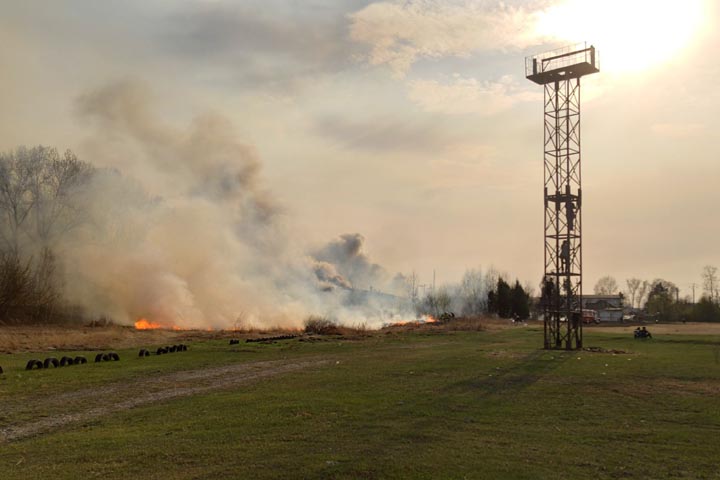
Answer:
xmin=109 ymin=352 xmax=120 ymax=361
xmin=43 ymin=357 xmax=60 ymax=369
xmin=168 ymin=345 xmax=177 ymax=353
xmin=26 ymin=359 xmax=43 ymax=370
xmin=60 ymin=356 xmax=75 ymax=367
xmin=180 ymin=344 xmax=188 ymax=351
xmin=102 ymin=353 xmax=111 ymax=361
xmin=138 ymin=349 xmax=149 ymax=357
xmin=74 ymin=356 xmax=87 ymax=364
xmin=0 ymin=366 xmax=3 ymax=374
xmin=229 ymin=339 xmax=239 ymax=345
xmin=156 ymin=347 xmax=166 ymax=355
xmin=95 ymin=353 xmax=105 ymax=363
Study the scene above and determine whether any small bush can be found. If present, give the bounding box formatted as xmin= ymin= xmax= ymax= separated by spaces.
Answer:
xmin=304 ymin=316 xmax=342 ymax=335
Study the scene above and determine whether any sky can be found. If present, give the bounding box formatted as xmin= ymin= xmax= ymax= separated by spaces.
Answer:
xmin=1 ymin=0 xmax=719 ymax=300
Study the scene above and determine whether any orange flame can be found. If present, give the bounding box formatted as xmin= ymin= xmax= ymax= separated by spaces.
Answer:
xmin=387 ymin=315 xmax=438 ymax=327
xmin=134 ymin=318 xmax=186 ymax=330
xmin=135 ymin=318 xmax=163 ymax=330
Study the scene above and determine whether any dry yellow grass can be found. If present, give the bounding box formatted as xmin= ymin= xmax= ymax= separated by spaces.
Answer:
xmin=0 ymin=325 xmax=214 ymax=354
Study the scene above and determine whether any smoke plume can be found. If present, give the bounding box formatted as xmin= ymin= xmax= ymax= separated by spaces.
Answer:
xmin=52 ymin=80 xmax=406 ymax=329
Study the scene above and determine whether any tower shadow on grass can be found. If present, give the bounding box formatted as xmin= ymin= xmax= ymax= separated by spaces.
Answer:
xmin=445 ymin=349 xmax=572 ymax=397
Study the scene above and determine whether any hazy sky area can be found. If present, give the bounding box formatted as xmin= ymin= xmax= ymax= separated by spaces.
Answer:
xmin=1 ymin=0 xmax=719 ymax=300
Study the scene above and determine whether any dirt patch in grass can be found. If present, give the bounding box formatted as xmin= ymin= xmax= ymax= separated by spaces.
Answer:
xmin=485 ymin=350 xmax=527 ymax=359
xmin=587 ymin=322 xmax=720 ymax=336
xmin=0 ymin=358 xmax=328 ymax=443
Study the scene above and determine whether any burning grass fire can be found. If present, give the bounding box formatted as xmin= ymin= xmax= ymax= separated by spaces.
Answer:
xmin=134 ymin=318 xmax=183 ymax=331
xmin=385 ymin=314 xmax=439 ymax=327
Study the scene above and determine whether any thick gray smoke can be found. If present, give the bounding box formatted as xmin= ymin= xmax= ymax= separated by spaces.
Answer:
xmin=311 ymin=233 xmax=388 ymax=291
xmin=52 ymin=81 xmax=407 ymax=329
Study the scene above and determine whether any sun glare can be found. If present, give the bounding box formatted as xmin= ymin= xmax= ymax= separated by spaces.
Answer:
xmin=536 ymin=0 xmax=707 ymax=74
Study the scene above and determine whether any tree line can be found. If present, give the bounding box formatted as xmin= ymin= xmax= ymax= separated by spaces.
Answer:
xmin=407 ymin=268 xmax=532 ymax=321
xmin=593 ymin=267 xmax=720 ymax=322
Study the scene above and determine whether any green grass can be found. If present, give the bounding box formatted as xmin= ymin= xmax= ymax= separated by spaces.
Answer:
xmin=1 ymin=327 xmax=720 ymax=479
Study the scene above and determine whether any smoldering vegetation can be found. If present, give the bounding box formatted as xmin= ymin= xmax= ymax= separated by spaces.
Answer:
xmin=0 ymin=81 xmax=411 ymax=330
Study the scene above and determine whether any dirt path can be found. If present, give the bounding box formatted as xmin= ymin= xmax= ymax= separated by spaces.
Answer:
xmin=0 ymin=358 xmax=328 ymax=443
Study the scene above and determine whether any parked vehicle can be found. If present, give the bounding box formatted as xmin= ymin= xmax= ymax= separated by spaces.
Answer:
xmin=582 ymin=309 xmax=599 ymax=324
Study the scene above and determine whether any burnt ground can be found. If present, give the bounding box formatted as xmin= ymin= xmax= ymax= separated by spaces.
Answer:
xmin=0 ymin=358 xmax=328 ymax=443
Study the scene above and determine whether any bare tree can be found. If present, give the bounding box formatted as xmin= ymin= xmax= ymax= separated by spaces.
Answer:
xmin=0 ymin=252 xmax=33 ymax=320
xmin=31 ymin=148 xmax=93 ymax=245
xmin=636 ymin=280 xmax=650 ymax=309
xmin=459 ymin=268 xmax=487 ymax=315
xmin=483 ymin=267 xmax=502 ymax=295
xmin=0 ymin=146 xmax=93 ymax=323
xmin=649 ymin=278 xmax=679 ymax=303
xmin=0 ymin=146 xmax=92 ymax=251
xmin=421 ymin=287 xmax=452 ymax=317
xmin=626 ymin=278 xmax=642 ymax=308
xmin=523 ymin=280 xmax=536 ymax=300
xmin=702 ymin=265 xmax=718 ymax=303
xmin=594 ymin=276 xmax=618 ymax=295
xmin=0 ymin=149 xmax=38 ymax=254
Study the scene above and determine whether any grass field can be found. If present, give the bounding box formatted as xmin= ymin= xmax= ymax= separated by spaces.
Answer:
xmin=1 ymin=323 xmax=719 ymax=479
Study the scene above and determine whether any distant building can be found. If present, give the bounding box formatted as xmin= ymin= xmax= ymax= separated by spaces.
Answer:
xmin=582 ymin=294 xmax=624 ymax=322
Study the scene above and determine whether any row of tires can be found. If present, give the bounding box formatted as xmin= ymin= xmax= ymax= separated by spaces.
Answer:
xmin=26 ymin=355 xmax=89 ymax=370
xmin=95 ymin=352 xmax=121 ymax=362
xmin=1 ymin=344 xmax=190 ymax=374
xmin=25 ymin=352 xmax=121 ymax=370
xmin=139 ymin=344 xmax=188 ymax=357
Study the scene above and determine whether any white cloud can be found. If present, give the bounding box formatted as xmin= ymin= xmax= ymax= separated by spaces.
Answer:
xmin=408 ymin=74 xmax=540 ymax=115
xmin=349 ymin=0 xmax=544 ymax=77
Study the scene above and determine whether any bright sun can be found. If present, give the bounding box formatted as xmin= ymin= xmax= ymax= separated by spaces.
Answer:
xmin=535 ymin=0 xmax=707 ymax=74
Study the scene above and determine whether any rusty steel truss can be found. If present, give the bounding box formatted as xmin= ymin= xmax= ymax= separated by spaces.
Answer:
xmin=526 ymin=44 xmax=599 ymax=350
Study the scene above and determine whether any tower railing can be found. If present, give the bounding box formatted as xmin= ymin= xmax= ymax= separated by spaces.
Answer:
xmin=526 ymin=43 xmax=599 ymax=85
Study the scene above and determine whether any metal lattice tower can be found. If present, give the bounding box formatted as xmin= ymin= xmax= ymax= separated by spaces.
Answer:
xmin=526 ymin=43 xmax=599 ymax=350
